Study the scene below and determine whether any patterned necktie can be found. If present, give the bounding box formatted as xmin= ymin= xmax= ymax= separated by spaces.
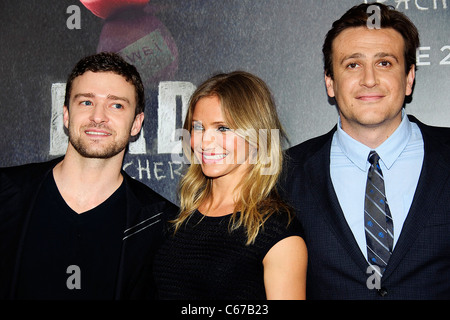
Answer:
xmin=364 ymin=151 xmax=394 ymax=274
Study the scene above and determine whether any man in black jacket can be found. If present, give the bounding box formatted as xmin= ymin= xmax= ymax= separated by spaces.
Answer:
xmin=0 ymin=52 xmax=177 ymax=299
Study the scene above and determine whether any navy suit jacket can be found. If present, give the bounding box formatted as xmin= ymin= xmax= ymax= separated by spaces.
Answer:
xmin=0 ymin=157 xmax=178 ymax=299
xmin=280 ymin=115 xmax=450 ymax=299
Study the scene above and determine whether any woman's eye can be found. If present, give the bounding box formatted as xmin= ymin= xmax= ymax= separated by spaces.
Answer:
xmin=217 ymin=126 xmax=231 ymax=132
xmin=192 ymin=123 xmax=203 ymax=131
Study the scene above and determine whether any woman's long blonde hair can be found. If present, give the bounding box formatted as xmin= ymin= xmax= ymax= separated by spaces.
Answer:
xmin=173 ymin=71 xmax=292 ymax=244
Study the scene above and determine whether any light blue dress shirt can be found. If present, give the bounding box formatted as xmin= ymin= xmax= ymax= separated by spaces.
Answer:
xmin=330 ymin=112 xmax=424 ymax=259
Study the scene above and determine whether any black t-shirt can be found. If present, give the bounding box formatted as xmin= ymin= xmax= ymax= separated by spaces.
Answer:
xmin=153 ymin=210 xmax=303 ymax=300
xmin=16 ymin=172 xmax=126 ymax=300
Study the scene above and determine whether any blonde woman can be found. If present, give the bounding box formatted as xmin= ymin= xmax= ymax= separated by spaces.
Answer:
xmin=153 ymin=71 xmax=307 ymax=300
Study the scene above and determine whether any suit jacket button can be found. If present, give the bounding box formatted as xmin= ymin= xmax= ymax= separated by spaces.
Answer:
xmin=377 ymin=288 xmax=388 ymax=297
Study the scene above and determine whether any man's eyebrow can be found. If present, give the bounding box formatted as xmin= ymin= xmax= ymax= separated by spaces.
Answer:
xmin=374 ymin=52 xmax=399 ymax=62
xmin=341 ymin=53 xmax=365 ymax=64
xmin=340 ymin=52 xmax=399 ymax=64
xmin=72 ymin=93 xmax=130 ymax=104
xmin=341 ymin=53 xmax=365 ymax=63
xmin=73 ymin=92 xmax=95 ymax=100
xmin=107 ymin=94 xmax=131 ymax=103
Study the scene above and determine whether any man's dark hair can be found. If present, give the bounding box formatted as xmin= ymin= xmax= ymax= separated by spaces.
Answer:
xmin=64 ymin=52 xmax=145 ymax=115
xmin=322 ymin=2 xmax=420 ymax=79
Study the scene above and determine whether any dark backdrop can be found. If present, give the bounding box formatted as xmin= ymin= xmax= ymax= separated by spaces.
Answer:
xmin=1 ymin=0 xmax=449 ymax=204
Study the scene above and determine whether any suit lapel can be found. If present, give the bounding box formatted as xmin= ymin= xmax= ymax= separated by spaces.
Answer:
xmin=9 ymin=158 xmax=63 ymax=298
xmin=114 ymin=175 xmax=144 ymax=299
xmin=305 ymin=129 xmax=370 ymax=273
xmin=114 ymin=173 xmax=167 ymax=299
xmin=383 ymin=119 xmax=450 ymax=279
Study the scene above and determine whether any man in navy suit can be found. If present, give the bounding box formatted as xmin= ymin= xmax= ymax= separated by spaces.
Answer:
xmin=281 ymin=3 xmax=450 ymax=299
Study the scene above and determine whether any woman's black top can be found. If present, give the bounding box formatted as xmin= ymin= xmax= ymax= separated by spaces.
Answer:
xmin=153 ymin=210 xmax=303 ymax=300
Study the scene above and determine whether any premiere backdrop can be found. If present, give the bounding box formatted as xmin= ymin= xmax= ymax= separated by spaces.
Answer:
xmin=1 ymin=0 xmax=449 ymax=204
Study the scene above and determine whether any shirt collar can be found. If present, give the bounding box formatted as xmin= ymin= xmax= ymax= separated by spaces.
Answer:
xmin=335 ymin=110 xmax=412 ymax=171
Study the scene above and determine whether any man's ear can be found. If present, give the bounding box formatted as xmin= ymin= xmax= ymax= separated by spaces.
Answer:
xmin=324 ymin=73 xmax=335 ymax=98
xmin=131 ymin=112 xmax=145 ymax=136
xmin=63 ymin=105 xmax=69 ymax=129
xmin=405 ymin=65 xmax=415 ymax=96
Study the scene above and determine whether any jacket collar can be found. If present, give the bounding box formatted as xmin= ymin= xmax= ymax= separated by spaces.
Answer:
xmin=383 ymin=115 xmax=450 ymax=279
xmin=304 ymin=128 xmax=372 ymax=273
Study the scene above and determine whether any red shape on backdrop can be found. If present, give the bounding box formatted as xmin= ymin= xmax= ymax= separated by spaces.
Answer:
xmin=80 ymin=0 xmax=149 ymax=19
xmin=80 ymin=0 xmax=178 ymax=85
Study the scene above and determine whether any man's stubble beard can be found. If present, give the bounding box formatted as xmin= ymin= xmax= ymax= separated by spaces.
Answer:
xmin=68 ymin=124 xmax=131 ymax=159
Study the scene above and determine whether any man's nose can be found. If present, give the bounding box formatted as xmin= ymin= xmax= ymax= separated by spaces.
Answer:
xmin=89 ymin=104 xmax=108 ymax=123
xmin=360 ymin=65 xmax=378 ymax=88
